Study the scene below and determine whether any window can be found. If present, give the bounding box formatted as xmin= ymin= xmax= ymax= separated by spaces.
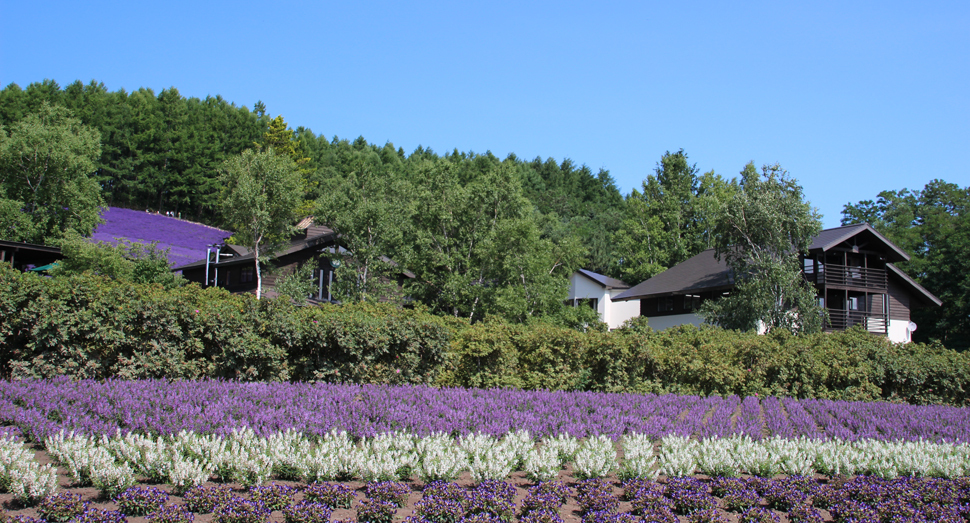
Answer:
xmin=684 ymin=294 xmax=700 ymax=311
xmin=574 ymin=298 xmax=598 ymax=311
xmin=240 ymin=266 xmax=254 ymax=283
xmin=658 ymin=297 xmax=674 ymax=312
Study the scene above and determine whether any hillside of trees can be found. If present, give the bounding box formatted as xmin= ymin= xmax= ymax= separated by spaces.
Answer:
xmin=0 ymin=79 xmax=966 ymax=347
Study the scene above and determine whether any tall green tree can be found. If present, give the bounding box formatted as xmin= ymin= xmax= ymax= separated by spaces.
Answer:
xmin=219 ymin=148 xmax=303 ymax=299
xmin=700 ymin=163 xmax=825 ymax=334
xmin=0 ymin=103 xmax=103 ymax=243
xmin=613 ymin=150 xmax=733 ymax=284
xmin=315 ymin=147 xmax=410 ymax=303
xmin=402 ymin=157 xmax=585 ymax=323
xmin=842 ymin=180 xmax=969 ymax=349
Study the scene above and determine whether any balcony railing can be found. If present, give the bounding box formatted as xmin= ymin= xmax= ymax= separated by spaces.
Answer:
xmin=826 ymin=310 xmax=887 ymax=336
xmin=804 ymin=265 xmax=887 ymax=290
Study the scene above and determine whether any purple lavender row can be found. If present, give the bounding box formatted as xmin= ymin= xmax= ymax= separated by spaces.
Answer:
xmin=0 ymin=379 xmax=968 ymax=443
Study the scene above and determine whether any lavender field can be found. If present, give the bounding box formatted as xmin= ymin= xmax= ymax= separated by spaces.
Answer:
xmin=1 ymin=379 xmax=967 ymax=444
xmin=92 ymin=207 xmax=231 ymax=267
xmin=3 ymin=380 xmax=970 ymax=522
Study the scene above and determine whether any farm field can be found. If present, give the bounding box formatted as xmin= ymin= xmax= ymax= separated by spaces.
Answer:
xmin=92 ymin=207 xmax=231 ymax=268
xmin=1 ymin=380 xmax=969 ymax=522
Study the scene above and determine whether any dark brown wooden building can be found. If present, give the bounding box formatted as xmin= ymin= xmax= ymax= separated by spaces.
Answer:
xmin=0 ymin=240 xmax=63 ymax=272
xmin=174 ymin=221 xmax=340 ymax=301
xmin=613 ymin=224 xmax=941 ymax=342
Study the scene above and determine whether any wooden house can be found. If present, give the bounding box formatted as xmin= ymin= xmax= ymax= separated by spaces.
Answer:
xmin=0 ymin=240 xmax=63 ymax=272
xmin=174 ymin=218 xmax=414 ymax=301
xmin=612 ymin=223 xmax=941 ymax=342
xmin=174 ymin=219 xmax=341 ymax=301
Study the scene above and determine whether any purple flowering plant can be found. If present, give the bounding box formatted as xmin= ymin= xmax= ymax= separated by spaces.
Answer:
xmin=282 ymin=500 xmax=332 ymax=523
xmin=145 ymin=504 xmax=195 ymax=523
xmin=248 ymin=483 xmax=296 ymax=511
xmin=182 ymin=485 xmax=236 ymax=514
xmin=303 ymin=482 xmax=357 ymax=509
xmin=37 ymin=491 xmax=87 ymax=522
xmin=213 ymin=498 xmax=271 ymax=523
xmin=357 ymin=498 xmax=397 ymax=523
xmin=366 ymin=480 xmax=411 ymax=507
xmin=115 ymin=486 xmax=170 ymax=516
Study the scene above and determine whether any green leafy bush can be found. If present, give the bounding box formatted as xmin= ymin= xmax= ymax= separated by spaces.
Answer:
xmin=2 ymin=264 xmax=967 ymax=406
xmin=0 ymin=266 xmax=446 ymax=384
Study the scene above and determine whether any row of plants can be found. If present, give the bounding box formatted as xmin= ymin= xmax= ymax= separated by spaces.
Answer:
xmin=1 ymin=379 xmax=966 ymax=444
xmin=28 ymin=475 xmax=970 ymax=523
xmin=0 ymin=434 xmax=56 ymax=505
xmin=0 ymin=267 xmax=450 ymax=384
xmin=2 ymin=267 xmax=968 ymax=405
xmin=36 ymin=429 xmax=970 ymax=498
xmin=10 ymin=427 xmax=970 ymax=522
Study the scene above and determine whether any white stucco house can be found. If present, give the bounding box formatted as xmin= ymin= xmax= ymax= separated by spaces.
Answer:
xmin=567 ymin=269 xmax=641 ymax=329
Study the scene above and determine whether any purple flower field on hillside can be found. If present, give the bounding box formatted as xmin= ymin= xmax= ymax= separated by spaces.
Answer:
xmin=1 ymin=379 xmax=967 ymax=443
xmin=91 ymin=207 xmax=231 ymax=267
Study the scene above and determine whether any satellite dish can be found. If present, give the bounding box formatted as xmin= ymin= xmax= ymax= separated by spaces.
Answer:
xmin=907 ymin=322 xmax=918 ymax=332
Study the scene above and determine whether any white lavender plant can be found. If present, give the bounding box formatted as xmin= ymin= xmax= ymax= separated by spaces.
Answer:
xmin=573 ymin=435 xmax=617 ymax=479
xmin=543 ymin=433 xmax=580 ymax=463
xmin=657 ymin=435 xmax=697 ymax=478
xmin=619 ymin=433 xmax=658 ymax=480
xmin=415 ymin=436 xmax=467 ymax=482
xmin=524 ymin=446 xmax=561 ymax=482
xmin=468 ymin=442 xmax=516 ymax=482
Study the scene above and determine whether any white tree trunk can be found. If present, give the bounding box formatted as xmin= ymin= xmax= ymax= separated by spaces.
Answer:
xmin=254 ymin=242 xmax=262 ymax=300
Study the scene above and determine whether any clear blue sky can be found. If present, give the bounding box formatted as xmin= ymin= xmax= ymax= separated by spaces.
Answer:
xmin=2 ymin=1 xmax=967 ymax=227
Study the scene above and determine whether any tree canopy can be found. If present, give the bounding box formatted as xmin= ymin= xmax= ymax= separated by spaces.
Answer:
xmin=612 ymin=150 xmax=735 ymax=284
xmin=700 ymin=163 xmax=825 ymax=334
xmin=0 ymin=103 xmax=103 ymax=243
xmin=843 ymin=180 xmax=969 ymax=349
xmin=219 ymin=148 xmax=304 ymax=299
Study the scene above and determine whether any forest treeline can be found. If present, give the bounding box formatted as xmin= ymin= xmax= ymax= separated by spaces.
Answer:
xmin=0 ymin=79 xmax=966 ymax=347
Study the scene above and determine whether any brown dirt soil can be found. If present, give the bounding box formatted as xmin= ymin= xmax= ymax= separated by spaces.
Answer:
xmin=0 ymin=446 xmax=836 ymax=523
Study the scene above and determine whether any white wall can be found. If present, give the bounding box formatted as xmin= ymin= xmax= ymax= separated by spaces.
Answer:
xmin=607 ymin=290 xmax=640 ymax=329
xmin=888 ymin=319 xmax=912 ymax=343
xmin=644 ymin=313 xmax=706 ymax=331
xmin=567 ymin=273 xmax=640 ymax=329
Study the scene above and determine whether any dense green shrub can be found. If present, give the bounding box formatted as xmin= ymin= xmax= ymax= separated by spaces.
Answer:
xmin=1 ymin=265 xmax=967 ymax=405
xmin=447 ymin=320 xmax=589 ymax=390
xmin=445 ymin=319 xmax=970 ymax=405
xmin=0 ymin=266 xmax=447 ymax=383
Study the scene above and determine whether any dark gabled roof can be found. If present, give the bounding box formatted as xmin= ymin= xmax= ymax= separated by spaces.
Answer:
xmin=576 ymin=269 xmax=630 ymax=289
xmin=613 ymin=224 xmax=940 ymax=306
xmin=380 ymin=255 xmax=416 ymax=279
xmin=0 ymin=240 xmax=62 ymax=254
xmin=172 ymin=225 xmax=336 ymax=271
xmin=887 ymin=263 xmax=942 ymax=307
xmin=808 ymin=223 xmax=910 ymax=262
xmin=613 ymin=249 xmax=733 ymax=301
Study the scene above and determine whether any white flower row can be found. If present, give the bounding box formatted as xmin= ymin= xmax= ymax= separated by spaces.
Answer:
xmin=662 ymin=434 xmax=970 ymax=479
xmin=0 ymin=435 xmax=57 ymax=504
xmin=37 ymin=429 xmax=970 ymax=497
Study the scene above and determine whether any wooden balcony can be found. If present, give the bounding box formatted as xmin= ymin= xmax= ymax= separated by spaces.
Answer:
xmin=825 ymin=310 xmax=888 ymax=336
xmin=804 ymin=265 xmax=887 ymax=291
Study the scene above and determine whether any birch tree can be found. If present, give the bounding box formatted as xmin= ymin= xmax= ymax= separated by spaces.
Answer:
xmin=700 ymin=163 xmax=825 ymax=334
xmin=219 ymin=148 xmax=302 ymax=299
